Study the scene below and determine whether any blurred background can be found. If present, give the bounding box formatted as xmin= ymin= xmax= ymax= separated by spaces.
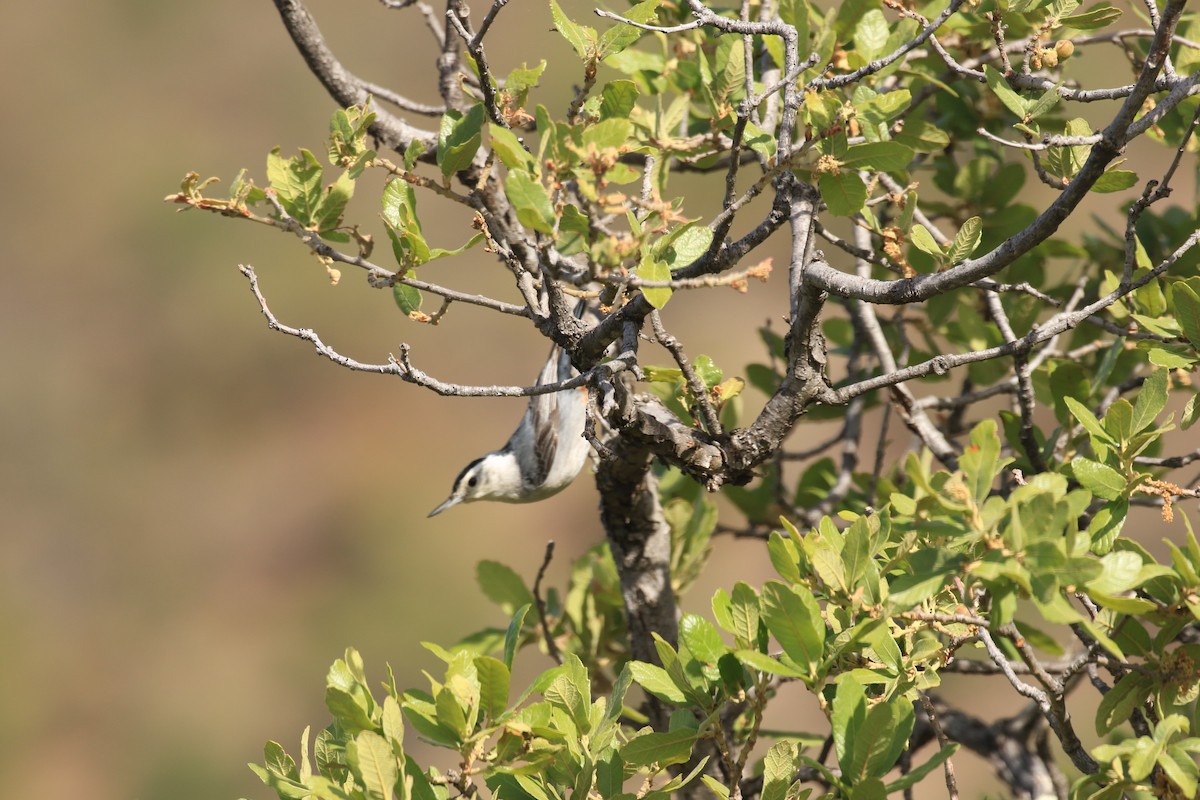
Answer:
xmin=0 ymin=2 xmax=1189 ymax=799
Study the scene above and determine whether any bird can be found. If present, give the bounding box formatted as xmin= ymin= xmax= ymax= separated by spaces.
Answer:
xmin=428 ymin=340 xmax=591 ymax=516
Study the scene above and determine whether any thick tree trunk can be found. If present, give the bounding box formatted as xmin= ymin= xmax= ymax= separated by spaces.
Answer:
xmin=596 ymin=435 xmax=679 ymax=670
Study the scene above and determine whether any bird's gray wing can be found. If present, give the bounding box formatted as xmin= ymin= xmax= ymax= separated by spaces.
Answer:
xmin=510 ymin=297 xmax=591 ymax=488
xmin=510 ymin=344 xmax=571 ymax=488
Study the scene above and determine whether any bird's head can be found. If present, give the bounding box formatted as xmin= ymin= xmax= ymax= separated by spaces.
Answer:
xmin=428 ymin=450 xmax=524 ymax=516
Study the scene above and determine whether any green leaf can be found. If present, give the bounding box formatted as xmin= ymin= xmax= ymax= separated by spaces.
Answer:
xmin=961 ymin=418 xmax=1005 ymax=503
xmin=381 ymin=178 xmax=420 ymax=231
xmin=909 ymin=223 xmax=943 ymax=258
xmin=1026 ymin=82 xmax=1063 ymax=121
xmin=1070 ymin=457 xmax=1125 ymax=501
xmin=505 ymin=170 xmax=556 ymax=233
xmin=489 ymin=123 xmax=535 ymax=171
xmin=382 ymin=179 xmax=431 ymax=267
xmin=1129 ymin=735 xmax=1164 ymax=781
xmin=831 ymin=676 xmax=866 ymax=773
xmin=600 ymin=80 xmax=639 ymax=120
xmin=1087 ymin=500 xmax=1127 ymax=554
xmin=1062 ymin=117 xmax=1092 ymax=178
xmin=861 ymin=699 xmax=913 ymax=780
xmin=1063 ymin=396 xmax=1118 ymax=451
xmin=679 ymin=614 xmax=727 ymax=664
xmin=894 ymin=118 xmax=950 ymax=152
xmin=393 ymin=277 xmax=423 ymax=319
xmin=642 ymin=365 xmax=684 ymax=383
xmin=427 ymin=233 xmax=484 ymax=262
xmin=692 ymin=354 xmax=724 ymax=387
xmin=833 ymin=0 xmax=875 ymax=38
xmin=637 ymin=255 xmax=673 ymax=308
xmin=712 ymin=588 xmax=734 ymax=634
xmin=503 ymin=60 xmax=546 ymax=110
xmin=711 ymin=36 xmax=746 ymax=103
xmin=314 ymin=170 xmax=355 ymax=233
xmin=840 ymin=142 xmax=913 ymax=172
xmin=660 ymin=224 xmax=714 ymax=268
xmin=858 ymin=89 xmax=911 ymax=126
xmin=382 ymin=695 xmax=405 ymax=754
xmin=853 ymin=9 xmax=890 ymax=60
xmin=437 ymin=105 xmax=485 ymax=177
xmin=1147 ymin=345 xmax=1194 ymax=369
xmin=658 ymin=756 xmax=712 ymax=795
xmin=503 ymin=604 xmax=530 ymax=670
xmin=605 ymin=664 xmax=634 ymax=725
xmin=406 ymin=756 xmax=438 ymax=800
xmin=984 ymin=65 xmax=1030 ymax=119
xmin=701 ymin=775 xmax=731 ymax=800
xmin=347 ymin=731 xmax=397 ymax=800
xmin=476 ymin=561 xmax=535 ymax=615
xmin=819 ymin=172 xmax=867 ymax=217
xmin=621 ymin=728 xmax=697 ymax=767
xmin=734 ymin=648 xmax=807 ymax=677
xmin=598 ymin=0 xmax=660 ymax=59
xmin=267 ymin=147 xmax=324 ymax=225
xmin=1092 ymin=169 xmax=1138 ymax=192
xmin=435 ymin=685 xmax=469 ymax=740
xmin=1099 ymin=400 xmax=1128 ymax=443
xmin=328 ymin=104 xmax=375 ymax=167
xmin=628 ymin=660 xmax=688 ymax=703
xmin=944 ymin=216 xmax=982 ymax=264
xmin=1160 ymin=744 xmax=1200 ymax=797
xmin=742 ymin=120 xmax=777 ymax=160
xmin=730 ymin=582 xmax=761 ymax=647
xmin=801 ymin=518 xmax=846 ymax=593
xmin=544 ymin=672 xmax=589 ymax=729
xmin=251 ymin=745 xmax=309 ymax=799
xmin=474 ymin=656 xmax=510 ymax=721
xmin=264 ymin=740 xmax=299 ymax=783
xmin=848 ymin=779 xmax=887 ymax=800
xmin=1131 ymin=369 xmax=1169 ymax=433
xmin=1086 ymin=551 xmax=1147 ymax=596
xmin=762 ymin=740 xmax=799 ymax=800
xmin=550 ymin=0 xmax=596 ymax=58
xmin=887 ymin=549 xmax=960 ymax=608
xmin=1132 ymin=312 xmax=1180 ymax=338
xmin=326 ymin=686 xmax=375 ymax=733
xmin=403 ymin=139 xmax=424 ymax=171
xmin=582 ymin=118 xmax=634 ymax=152
xmin=1060 ymin=2 xmax=1122 ymax=30
xmin=1180 ymin=393 xmax=1200 ymax=435
xmin=761 ymin=581 xmax=824 ymax=674
xmin=768 ymin=530 xmax=802 ymax=583
xmin=1173 ymin=281 xmax=1200 ymax=348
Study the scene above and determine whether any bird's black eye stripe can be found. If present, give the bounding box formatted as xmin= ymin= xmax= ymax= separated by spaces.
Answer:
xmin=453 ymin=456 xmax=486 ymax=491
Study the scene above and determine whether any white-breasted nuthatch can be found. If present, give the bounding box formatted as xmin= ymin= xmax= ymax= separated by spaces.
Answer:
xmin=428 ymin=341 xmax=591 ymax=516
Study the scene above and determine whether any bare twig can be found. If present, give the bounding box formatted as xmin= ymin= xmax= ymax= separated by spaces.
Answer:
xmin=238 ymin=265 xmax=618 ymax=397
xmin=919 ymin=694 xmax=959 ymax=800
xmin=649 ymin=311 xmax=724 ymax=435
xmin=532 ymin=541 xmax=563 ymax=665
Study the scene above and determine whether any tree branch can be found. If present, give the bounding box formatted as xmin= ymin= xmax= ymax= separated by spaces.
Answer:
xmin=271 ymin=0 xmax=436 ymax=151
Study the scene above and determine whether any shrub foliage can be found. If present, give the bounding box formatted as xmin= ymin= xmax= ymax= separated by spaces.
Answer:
xmin=171 ymin=0 xmax=1200 ymax=797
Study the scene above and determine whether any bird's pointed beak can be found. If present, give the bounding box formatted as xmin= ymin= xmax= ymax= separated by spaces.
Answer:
xmin=428 ymin=493 xmax=463 ymax=517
